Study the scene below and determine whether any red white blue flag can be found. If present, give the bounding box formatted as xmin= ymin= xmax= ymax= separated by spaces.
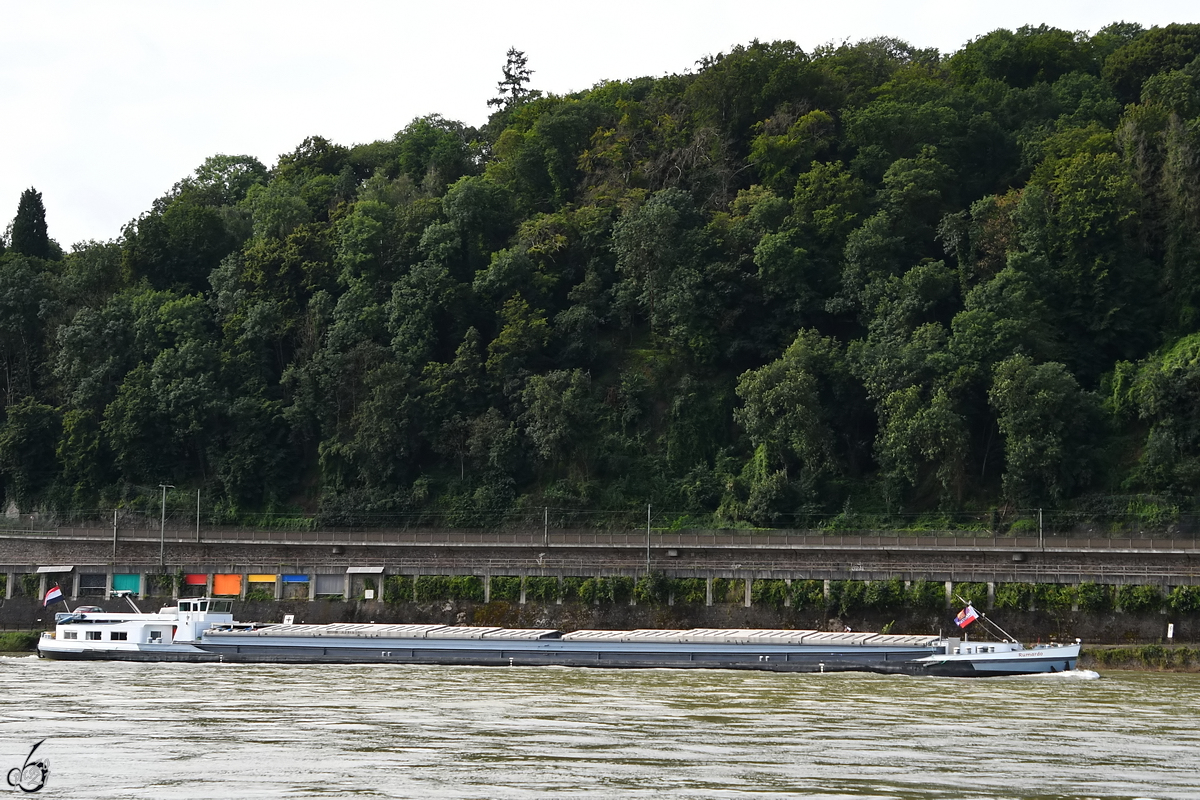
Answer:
xmin=955 ymin=605 xmax=979 ymax=628
xmin=42 ymin=585 xmax=64 ymax=608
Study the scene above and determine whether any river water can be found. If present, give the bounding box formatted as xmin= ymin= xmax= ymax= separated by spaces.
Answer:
xmin=0 ymin=657 xmax=1196 ymax=799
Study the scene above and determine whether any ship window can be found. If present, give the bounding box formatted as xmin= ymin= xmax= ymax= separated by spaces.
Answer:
xmin=211 ymin=601 xmax=232 ymax=613
xmin=179 ymin=602 xmax=192 ymax=612
xmin=198 ymin=602 xmax=208 ymax=612
xmin=149 ymin=630 xmax=163 ymax=643
xmin=63 ymin=631 xmax=77 ymax=640
xmin=110 ymin=631 xmax=128 ymax=641
xmin=86 ymin=631 xmax=102 ymax=640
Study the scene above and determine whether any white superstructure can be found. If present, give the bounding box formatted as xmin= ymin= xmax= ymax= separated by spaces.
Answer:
xmin=38 ymin=598 xmax=234 ymax=660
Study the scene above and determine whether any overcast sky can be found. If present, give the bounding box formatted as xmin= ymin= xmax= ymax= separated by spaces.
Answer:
xmin=2 ymin=0 xmax=1197 ymax=248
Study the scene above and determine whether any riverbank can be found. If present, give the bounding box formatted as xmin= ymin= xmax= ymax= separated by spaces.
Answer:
xmin=0 ymin=631 xmax=39 ymax=652
xmin=1079 ymin=644 xmax=1200 ymax=672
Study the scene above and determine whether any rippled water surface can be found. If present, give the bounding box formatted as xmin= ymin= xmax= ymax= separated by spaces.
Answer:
xmin=1 ymin=657 xmax=1197 ymax=798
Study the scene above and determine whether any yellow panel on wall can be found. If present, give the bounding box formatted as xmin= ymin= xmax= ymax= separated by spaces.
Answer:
xmin=247 ymin=574 xmax=277 ymax=583
xmin=212 ymin=574 xmax=242 ymax=596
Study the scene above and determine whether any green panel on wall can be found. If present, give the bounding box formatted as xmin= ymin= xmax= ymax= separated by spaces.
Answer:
xmin=112 ymin=574 xmax=140 ymax=593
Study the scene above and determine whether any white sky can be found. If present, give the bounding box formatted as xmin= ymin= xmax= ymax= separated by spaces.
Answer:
xmin=2 ymin=0 xmax=1197 ymax=248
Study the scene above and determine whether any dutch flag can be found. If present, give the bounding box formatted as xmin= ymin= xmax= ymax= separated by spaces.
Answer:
xmin=42 ymin=585 xmax=64 ymax=608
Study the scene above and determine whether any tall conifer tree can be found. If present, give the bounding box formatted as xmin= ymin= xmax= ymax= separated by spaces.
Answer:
xmin=10 ymin=188 xmax=50 ymax=260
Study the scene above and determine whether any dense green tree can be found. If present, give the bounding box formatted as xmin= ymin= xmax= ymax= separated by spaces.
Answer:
xmin=989 ymin=355 xmax=1101 ymax=504
xmin=10 ymin=188 xmax=51 ymax=260
xmin=0 ymin=255 xmax=58 ymax=406
xmin=0 ymin=397 xmax=60 ymax=506
xmin=1103 ymin=24 xmax=1200 ymax=103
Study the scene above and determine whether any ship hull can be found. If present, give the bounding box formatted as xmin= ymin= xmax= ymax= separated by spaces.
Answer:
xmin=37 ymin=643 xmax=1077 ymax=675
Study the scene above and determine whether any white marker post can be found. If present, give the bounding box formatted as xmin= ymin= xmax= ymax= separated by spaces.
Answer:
xmin=1167 ymin=623 xmax=1174 ymax=641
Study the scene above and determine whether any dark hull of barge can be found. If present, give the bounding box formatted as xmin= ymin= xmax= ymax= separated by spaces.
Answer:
xmin=39 ymin=645 xmax=1075 ymax=676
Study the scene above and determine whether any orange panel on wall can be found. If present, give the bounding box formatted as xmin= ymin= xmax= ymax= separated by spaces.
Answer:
xmin=212 ymin=574 xmax=242 ymax=596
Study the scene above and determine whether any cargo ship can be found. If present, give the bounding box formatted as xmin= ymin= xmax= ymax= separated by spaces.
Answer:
xmin=36 ymin=597 xmax=1081 ymax=676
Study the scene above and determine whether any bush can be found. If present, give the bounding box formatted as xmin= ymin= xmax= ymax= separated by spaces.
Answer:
xmin=611 ymin=576 xmax=634 ymax=604
xmin=524 ymin=576 xmax=560 ymax=602
xmin=1116 ymin=584 xmax=1163 ymax=613
xmin=578 ymin=577 xmax=605 ymax=604
xmin=1087 ymin=646 xmax=1199 ymax=669
xmin=634 ymin=572 xmax=669 ymax=605
xmin=1168 ymin=585 xmax=1200 ymax=614
xmin=0 ymin=632 xmax=39 ymax=651
xmin=0 ymin=575 xmax=6 ymax=598
xmin=384 ymin=576 xmax=414 ymax=603
xmin=670 ymin=578 xmax=707 ymax=605
xmin=561 ymin=577 xmax=587 ymax=600
xmin=906 ymin=580 xmax=944 ymax=611
xmin=19 ymin=574 xmax=39 ymax=597
xmin=578 ymin=577 xmax=633 ymax=605
xmin=416 ymin=575 xmax=451 ymax=602
xmin=995 ymin=583 xmax=1034 ymax=610
xmin=144 ymin=574 xmax=175 ymax=597
xmin=829 ymin=581 xmax=865 ymax=617
xmin=1008 ymin=518 xmax=1037 ymax=533
xmin=865 ymin=578 xmax=905 ymax=610
xmin=449 ymin=575 xmax=485 ymax=602
xmin=1039 ymin=584 xmax=1077 ymax=611
xmin=791 ymin=580 xmax=825 ymax=611
xmin=490 ymin=576 xmax=521 ymax=602
xmin=1076 ymin=582 xmax=1112 ymax=612
xmin=953 ymin=582 xmax=988 ymax=607
xmin=245 ymin=586 xmax=274 ymax=602
xmin=711 ymin=578 xmax=744 ymax=604
xmin=751 ymin=579 xmax=790 ymax=610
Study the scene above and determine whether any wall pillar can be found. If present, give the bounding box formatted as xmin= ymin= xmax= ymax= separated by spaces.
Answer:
xmin=986 ymin=582 xmax=996 ymax=610
xmin=343 ymin=572 xmax=351 ymax=601
xmin=744 ymin=578 xmax=752 ymax=608
xmin=556 ymin=576 xmax=563 ymax=605
xmin=944 ymin=580 xmax=953 ymax=609
xmin=5 ymin=572 xmax=13 ymax=599
xmin=70 ymin=571 xmax=81 ymax=601
xmin=706 ymin=577 xmax=713 ymax=607
xmin=274 ymin=575 xmax=283 ymax=601
xmin=484 ymin=573 xmax=491 ymax=603
xmin=519 ymin=575 xmax=527 ymax=605
xmin=308 ymin=571 xmax=316 ymax=601
xmin=240 ymin=573 xmax=249 ymax=600
xmin=823 ymin=579 xmax=831 ymax=600
xmin=206 ymin=574 xmax=214 ymax=597
xmin=38 ymin=573 xmax=47 ymax=600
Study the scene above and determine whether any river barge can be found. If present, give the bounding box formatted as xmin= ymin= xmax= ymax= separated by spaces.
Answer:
xmin=36 ymin=598 xmax=1081 ymax=676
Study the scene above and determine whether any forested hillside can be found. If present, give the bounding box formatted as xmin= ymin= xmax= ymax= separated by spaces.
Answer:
xmin=4 ymin=24 xmax=1200 ymax=528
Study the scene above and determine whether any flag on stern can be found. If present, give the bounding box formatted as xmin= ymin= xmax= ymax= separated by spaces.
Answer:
xmin=42 ymin=585 xmax=64 ymax=608
xmin=954 ymin=604 xmax=979 ymax=628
